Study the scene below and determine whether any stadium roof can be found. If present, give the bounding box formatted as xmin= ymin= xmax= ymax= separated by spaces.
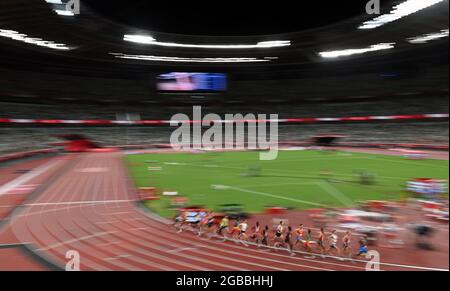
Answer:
xmin=0 ymin=0 xmax=448 ymax=77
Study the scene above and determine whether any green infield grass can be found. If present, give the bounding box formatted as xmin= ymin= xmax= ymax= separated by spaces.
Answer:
xmin=125 ymin=150 xmax=449 ymax=218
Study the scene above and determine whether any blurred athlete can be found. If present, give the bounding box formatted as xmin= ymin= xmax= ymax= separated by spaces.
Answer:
xmin=294 ymin=224 xmax=305 ymax=249
xmin=230 ymin=219 xmax=241 ymax=241
xmin=355 ymin=236 xmax=369 ymax=258
xmin=217 ymin=216 xmax=229 ymax=241
xmin=198 ymin=212 xmax=212 ymax=237
xmin=260 ymin=225 xmax=270 ymax=248
xmin=303 ymin=229 xmax=315 ymax=258
xmin=327 ymin=229 xmax=340 ymax=257
xmin=238 ymin=220 xmax=249 ymax=246
xmin=285 ymin=226 xmax=295 ymax=256
xmin=317 ymin=228 xmax=326 ymax=256
xmin=174 ymin=211 xmax=186 ymax=233
xmin=250 ymin=221 xmax=261 ymax=243
xmin=274 ymin=221 xmax=284 ymax=248
xmin=342 ymin=231 xmax=352 ymax=259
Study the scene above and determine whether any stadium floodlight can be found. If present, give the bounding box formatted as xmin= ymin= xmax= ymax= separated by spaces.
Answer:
xmin=318 ymin=43 xmax=395 ymax=58
xmin=123 ymin=34 xmax=291 ymax=49
xmin=0 ymin=29 xmax=71 ymax=50
xmin=109 ymin=52 xmax=271 ymax=63
xmin=124 ymin=35 xmax=156 ymax=43
xmin=54 ymin=9 xmax=75 ymax=16
xmin=359 ymin=0 xmax=445 ymax=29
xmin=407 ymin=29 xmax=449 ymax=44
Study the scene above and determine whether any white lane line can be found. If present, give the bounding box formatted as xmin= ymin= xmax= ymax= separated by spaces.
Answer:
xmin=172 ymin=224 xmax=449 ymax=271
xmin=0 ymin=159 xmax=62 ymax=196
xmin=126 ymin=227 xmax=288 ymax=271
xmin=207 ymin=230 xmax=450 ymax=271
xmin=104 ymin=254 xmax=132 ymax=261
xmin=227 ymin=186 xmax=325 ymax=207
xmin=168 ymin=247 xmax=199 ymax=253
xmin=23 ymin=199 xmax=135 ymax=207
xmin=36 ymin=231 xmax=119 ymax=251
xmin=316 ymin=182 xmax=354 ymax=207
xmin=128 ymin=222 xmax=329 ymax=271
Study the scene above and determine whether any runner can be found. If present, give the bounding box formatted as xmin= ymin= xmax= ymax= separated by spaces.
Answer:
xmin=238 ymin=219 xmax=249 ymax=246
xmin=190 ymin=212 xmax=203 ymax=234
xmin=303 ymin=229 xmax=316 ymax=258
xmin=342 ymin=231 xmax=352 ymax=259
xmin=205 ymin=214 xmax=216 ymax=238
xmin=317 ymin=228 xmax=326 ymax=256
xmin=327 ymin=229 xmax=341 ymax=257
xmin=355 ymin=236 xmax=369 ymax=257
xmin=197 ymin=212 xmax=211 ymax=237
xmin=174 ymin=211 xmax=186 ymax=233
xmin=250 ymin=221 xmax=261 ymax=243
xmin=274 ymin=221 xmax=284 ymax=248
xmin=217 ymin=216 xmax=229 ymax=241
xmin=230 ymin=219 xmax=242 ymax=241
xmin=285 ymin=226 xmax=295 ymax=256
xmin=294 ymin=224 xmax=305 ymax=249
xmin=260 ymin=225 xmax=270 ymax=248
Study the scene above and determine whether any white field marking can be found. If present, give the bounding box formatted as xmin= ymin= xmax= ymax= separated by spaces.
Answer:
xmin=36 ymin=231 xmax=120 ymax=251
xmin=22 ymin=199 xmax=136 ymax=207
xmin=230 ymin=156 xmax=365 ymax=166
xmin=0 ymin=159 xmax=62 ymax=196
xmin=316 ymin=182 xmax=354 ymax=207
xmin=216 ymin=154 xmax=358 ymax=166
xmin=227 ymin=186 xmax=325 ymax=207
xmin=162 ymin=160 xmax=410 ymax=182
xmin=363 ymin=156 xmax=449 ymax=169
xmin=163 ymin=162 xmax=186 ymax=166
xmin=231 ymin=181 xmax=318 ymax=189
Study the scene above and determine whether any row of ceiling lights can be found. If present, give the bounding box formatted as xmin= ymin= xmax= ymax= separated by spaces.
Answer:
xmin=1 ymin=26 xmax=447 ymax=61
xmin=1 ymin=0 xmax=447 ymax=62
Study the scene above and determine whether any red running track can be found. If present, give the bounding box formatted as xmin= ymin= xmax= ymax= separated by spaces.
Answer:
xmin=2 ymin=153 xmax=446 ymax=271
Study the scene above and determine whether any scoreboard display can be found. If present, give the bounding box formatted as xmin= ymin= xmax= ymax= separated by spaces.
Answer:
xmin=157 ymin=72 xmax=227 ymax=92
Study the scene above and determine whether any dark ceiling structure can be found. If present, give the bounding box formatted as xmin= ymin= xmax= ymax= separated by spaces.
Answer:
xmin=0 ymin=0 xmax=448 ymax=98
xmin=80 ymin=0 xmax=368 ymax=36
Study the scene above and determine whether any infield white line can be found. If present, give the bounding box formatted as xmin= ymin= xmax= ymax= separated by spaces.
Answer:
xmin=226 ymin=186 xmax=325 ymax=207
xmin=317 ymin=182 xmax=354 ymax=207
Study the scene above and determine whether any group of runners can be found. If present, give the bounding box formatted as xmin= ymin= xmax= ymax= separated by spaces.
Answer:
xmin=174 ymin=212 xmax=369 ymax=259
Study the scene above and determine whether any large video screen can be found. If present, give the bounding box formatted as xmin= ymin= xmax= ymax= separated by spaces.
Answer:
xmin=157 ymin=72 xmax=227 ymax=92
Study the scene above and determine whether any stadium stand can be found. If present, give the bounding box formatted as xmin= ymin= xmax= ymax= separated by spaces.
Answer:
xmin=1 ymin=121 xmax=448 ymax=155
